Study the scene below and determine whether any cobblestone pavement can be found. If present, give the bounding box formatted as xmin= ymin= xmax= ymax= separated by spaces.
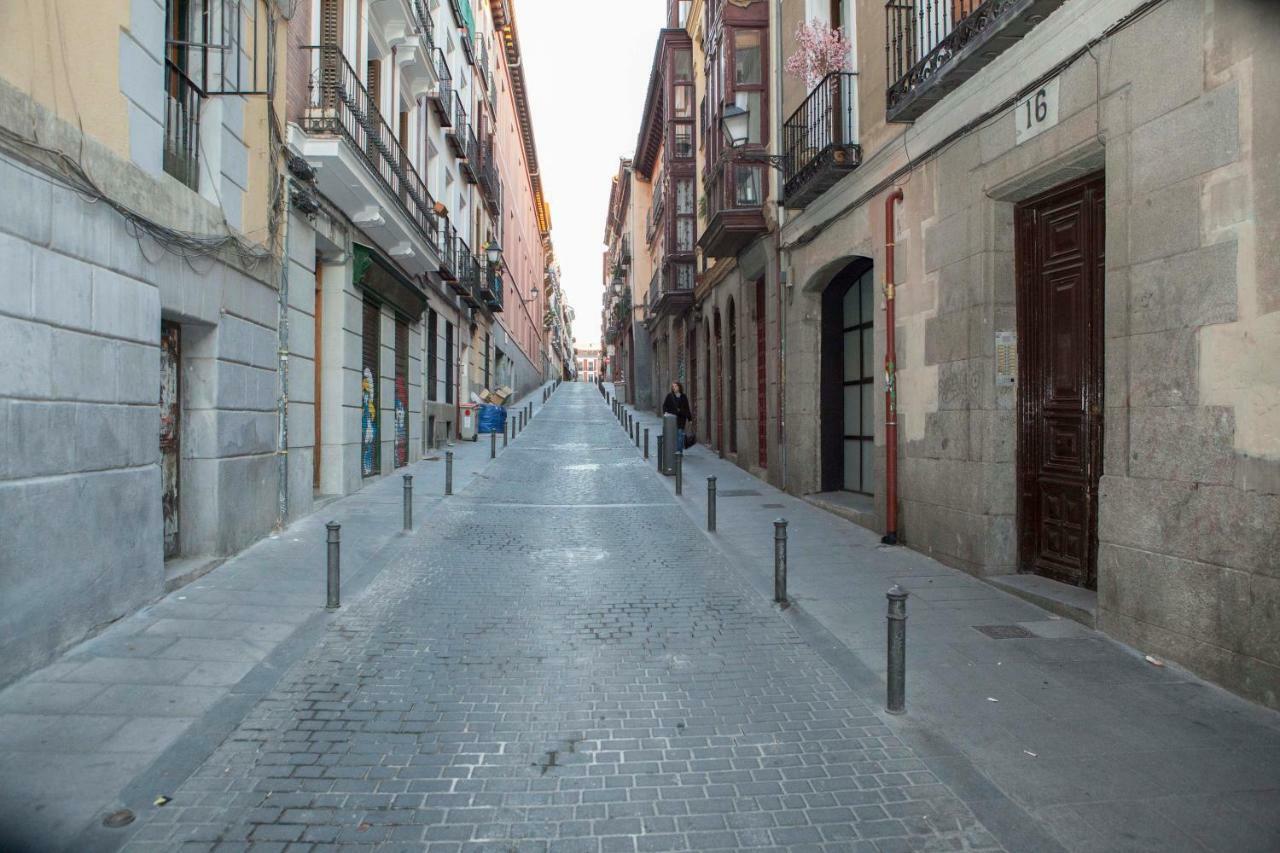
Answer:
xmin=115 ymin=383 xmax=1004 ymax=852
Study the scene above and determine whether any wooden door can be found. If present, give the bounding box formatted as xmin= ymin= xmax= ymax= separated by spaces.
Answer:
xmin=1015 ymin=173 xmax=1104 ymax=589
xmin=714 ymin=312 xmax=724 ymax=452
xmin=755 ymin=279 xmax=767 ymax=468
xmin=313 ymin=261 xmax=323 ymax=490
xmin=160 ymin=321 xmax=181 ymax=558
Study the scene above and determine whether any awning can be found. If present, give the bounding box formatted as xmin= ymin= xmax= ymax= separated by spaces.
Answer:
xmin=352 ymin=243 xmax=427 ymax=321
xmin=460 ymin=2 xmax=474 ymax=38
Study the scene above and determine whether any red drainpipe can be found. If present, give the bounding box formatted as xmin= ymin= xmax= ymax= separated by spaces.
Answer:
xmin=883 ymin=188 xmax=904 ymax=546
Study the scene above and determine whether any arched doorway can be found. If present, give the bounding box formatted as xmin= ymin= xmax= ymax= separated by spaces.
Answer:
xmin=713 ymin=310 xmax=724 ymax=453
xmin=727 ymin=298 xmax=737 ymax=454
xmin=820 ymin=259 xmax=875 ymax=493
xmin=704 ymin=321 xmax=713 ymax=442
xmin=688 ymin=319 xmax=698 ymax=429
xmin=627 ymin=327 xmax=635 ymax=404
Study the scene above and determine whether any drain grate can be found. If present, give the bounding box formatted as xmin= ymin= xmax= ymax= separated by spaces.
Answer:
xmin=973 ymin=624 xmax=1037 ymax=640
xmin=718 ymin=489 xmax=763 ymax=497
xmin=761 ymin=503 xmax=785 ymax=509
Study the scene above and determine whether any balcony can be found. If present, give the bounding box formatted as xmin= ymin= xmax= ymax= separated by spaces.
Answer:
xmin=700 ymin=159 xmax=767 ymax=258
xmin=647 ymin=261 xmax=694 ymax=321
xmin=445 ymin=92 xmax=468 ymax=156
xmin=480 ymin=262 xmax=503 ymax=312
xmin=163 ymin=60 xmax=201 ymax=190
xmin=885 ymin=0 xmax=1067 ymax=122
xmin=619 ymin=234 xmax=631 ymax=266
xmin=437 ymin=219 xmax=458 ymax=283
xmin=477 ymin=134 xmax=499 ymax=213
xmin=297 ymin=45 xmax=440 ymax=276
xmin=459 ymin=127 xmax=480 ymax=183
xmin=410 ymin=0 xmax=435 ymax=53
xmin=456 ymin=243 xmax=482 ymax=307
xmin=427 ymin=48 xmax=452 ymax=125
xmin=782 ymin=72 xmax=862 ymax=209
xmin=460 ymin=30 xmax=475 ymax=66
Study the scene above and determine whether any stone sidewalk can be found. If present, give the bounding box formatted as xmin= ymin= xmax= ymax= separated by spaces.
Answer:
xmin=0 ymin=383 xmax=558 ymax=852
xmin=608 ymin=385 xmax=1280 ymax=852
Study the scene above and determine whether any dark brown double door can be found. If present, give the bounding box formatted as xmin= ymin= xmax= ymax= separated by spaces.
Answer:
xmin=1016 ymin=174 xmax=1104 ymax=590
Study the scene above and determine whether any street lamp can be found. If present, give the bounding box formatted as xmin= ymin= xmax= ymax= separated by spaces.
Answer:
xmin=518 ymin=286 xmax=540 ymax=305
xmin=719 ymin=102 xmax=788 ymax=170
xmin=720 ymin=103 xmax=751 ymax=149
xmin=485 ymin=239 xmax=502 ymax=266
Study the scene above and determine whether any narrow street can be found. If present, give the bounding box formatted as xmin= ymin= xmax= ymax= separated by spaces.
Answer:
xmin=27 ymin=384 xmax=999 ymax=852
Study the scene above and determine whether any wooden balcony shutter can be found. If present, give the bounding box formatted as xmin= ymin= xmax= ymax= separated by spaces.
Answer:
xmin=320 ymin=0 xmax=342 ymax=45
xmin=319 ymin=0 xmax=342 ymax=109
xmin=367 ymin=60 xmax=382 ymax=115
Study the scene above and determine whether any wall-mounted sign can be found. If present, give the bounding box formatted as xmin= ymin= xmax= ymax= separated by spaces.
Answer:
xmin=1015 ymin=77 xmax=1060 ymax=145
xmin=995 ymin=331 xmax=1017 ymax=386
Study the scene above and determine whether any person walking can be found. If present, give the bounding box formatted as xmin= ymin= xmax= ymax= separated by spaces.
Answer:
xmin=662 ymin=381 xmax=693 ymax=455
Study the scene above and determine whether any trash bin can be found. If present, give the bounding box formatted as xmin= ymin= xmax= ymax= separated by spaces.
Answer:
xmin=458 ymin=403 xmax=479 ymax=441
xmin=477 ymin=403 xmax=506 ymax=434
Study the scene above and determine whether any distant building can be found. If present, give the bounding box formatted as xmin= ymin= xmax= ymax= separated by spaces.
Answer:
xmin=575 ymin=346 xmax=603 ymax=383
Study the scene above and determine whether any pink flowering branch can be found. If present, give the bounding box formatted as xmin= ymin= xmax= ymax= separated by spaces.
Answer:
xmin=784 ymin=19 xmax=854 ymax=90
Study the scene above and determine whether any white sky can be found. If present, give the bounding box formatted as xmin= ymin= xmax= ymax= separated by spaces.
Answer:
xmin=516 ymin=0 xmax=668 ymax=349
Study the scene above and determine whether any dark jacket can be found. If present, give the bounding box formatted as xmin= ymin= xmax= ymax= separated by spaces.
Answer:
xmin=662 ymin=392 xmax=693 ymax=429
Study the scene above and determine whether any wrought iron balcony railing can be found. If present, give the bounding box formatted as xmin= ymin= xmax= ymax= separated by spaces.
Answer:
xmin=411 ymin=0 xmax=434 ymax=53
xmin=885 ymin=0 xmax=1065 ymax=121
xmin=437 ymin=219 xmax=458 ymax=282
xmin=445 ymin=92 xmax=468 ymax=156
xmin=428 ymin=48 xmax=453 ymax=125
xmin=782 ymin=72 xmax=861 ymax=208
xmin=460 ymin=126 xmax=480 ymax=183
xmin=302 ymin=45 xmax=438 ymax=251
xmin=163 ymin=59 xmax=202 ymax=190
xmin=482 ymin=263 xmax=503 ymax=312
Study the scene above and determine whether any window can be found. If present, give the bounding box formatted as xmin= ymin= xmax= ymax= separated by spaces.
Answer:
xmin=427 ymin=309 xmax=439 ymax=401
xmin=734 ymin=30 xmax=762 ymax=85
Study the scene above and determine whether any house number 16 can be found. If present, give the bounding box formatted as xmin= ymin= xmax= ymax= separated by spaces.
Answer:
xmin=1015 ymin=77 xmax=1060 ymax=145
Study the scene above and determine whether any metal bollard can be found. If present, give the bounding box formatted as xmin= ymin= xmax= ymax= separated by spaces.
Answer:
xmin=326 ymin=522 xmax=341 ymax=610
xmin=504 ymin=419 xmax=509 ymax=447
xmin=402 ymin=475 xmax=413 ymax=531
xmin=657 ymin=435 xmax=663 ymax=470
xmin=635 ymin=422 xmax=640 ymax=449
xmin=773 ymin=519 xmax=788 ymax=605
xmin=644 ymin=428 xmax=650 ymax=459
xmin=445 ymin=451 xmax=453 ymax=495
xmin=675 ymin=450 xmax=683 ymax=495
xmin=707 ymin=476 xmax=717 ymax=532
xmin=490 ymin=430 xmax=496 ymax=459
xmin=886 ymin=585 xmax=909 ymax=715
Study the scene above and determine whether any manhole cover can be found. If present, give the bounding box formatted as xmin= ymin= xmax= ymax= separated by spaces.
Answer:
xmin=718 ymin=489 xmax=762 ymax=497
xmin=973 ymin=624 xmax=1037 ymax=640
xmin=761 ymin=503 xmax=784 ymax=509
xmin=102 ymin=809 xmax=135 ymax=828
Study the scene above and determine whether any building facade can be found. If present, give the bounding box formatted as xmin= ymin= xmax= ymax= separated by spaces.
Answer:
xmin=603 ymin=0 xmax=1280 ymax=709
xmin=0 ymin=0 xmax=556 ymax=688
xmin=574 ymin=345 xmax=602 ymax=384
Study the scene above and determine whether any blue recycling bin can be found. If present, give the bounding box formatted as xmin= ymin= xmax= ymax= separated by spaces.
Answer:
xmin=477 ymin=403 xmax=507 ymax=434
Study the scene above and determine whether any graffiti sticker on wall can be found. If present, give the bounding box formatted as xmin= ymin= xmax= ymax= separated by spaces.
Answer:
xmin=394 ymin=376 xmax=408 ymax=468
xmin=361 ymin=367 xmax=378 ymax=477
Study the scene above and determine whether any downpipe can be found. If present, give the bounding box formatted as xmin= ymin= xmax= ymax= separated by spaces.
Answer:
xmin=882 ymin=188 xmax=903 ymax=545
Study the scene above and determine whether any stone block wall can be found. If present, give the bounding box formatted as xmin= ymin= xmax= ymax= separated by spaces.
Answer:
xmin=780 ymin=0 xmax=1279 ymax=707
xmin=0 ymin=138 xmax=284 ymax=685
